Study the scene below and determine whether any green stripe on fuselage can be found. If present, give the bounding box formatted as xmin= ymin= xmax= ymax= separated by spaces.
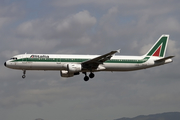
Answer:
xmin=12 ymin=57 xmax=150 ymax=64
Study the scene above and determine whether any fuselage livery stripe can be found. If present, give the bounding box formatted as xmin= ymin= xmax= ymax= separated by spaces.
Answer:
xmin=12 ymin=57 xmax=150 ymax=64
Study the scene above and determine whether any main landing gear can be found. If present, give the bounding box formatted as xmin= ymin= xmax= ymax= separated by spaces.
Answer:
xmin=20 ymin=70 xmax=95 ymax=81
xmin=22 ymin=70 xmax=26 ymax=79
xmin=83 ymin=72 xmax=95 ymax=81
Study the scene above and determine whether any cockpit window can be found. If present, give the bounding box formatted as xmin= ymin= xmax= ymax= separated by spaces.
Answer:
xmin=11 ymin=57 xmax=17 ymax=60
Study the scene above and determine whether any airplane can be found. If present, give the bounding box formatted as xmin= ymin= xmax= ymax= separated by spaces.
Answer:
xmin=4 ymin=34 xmax=174 ymax=81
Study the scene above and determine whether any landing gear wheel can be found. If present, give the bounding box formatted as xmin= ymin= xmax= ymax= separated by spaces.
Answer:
xmin=84 ymin=76 xmax=89 ymax=81
xmin=22 ymin=75 xmax=26 ymax=79
xmin=22 ymin=70 xmax=26 ymax=79
xmin=89 ymin=73 xmax=95 ymax=78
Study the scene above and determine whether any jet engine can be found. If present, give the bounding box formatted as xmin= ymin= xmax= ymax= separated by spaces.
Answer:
xmin=67 ymin=64 xmax=82 ymax=73
xmin=60 ymin=70 xmax=74 ymax=77
xmin=60 ymin=64 xmax=81 ymax=77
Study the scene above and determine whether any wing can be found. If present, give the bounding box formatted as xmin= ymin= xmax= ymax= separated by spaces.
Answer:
xmin=82 ymin=49 xmax=120 ymax=70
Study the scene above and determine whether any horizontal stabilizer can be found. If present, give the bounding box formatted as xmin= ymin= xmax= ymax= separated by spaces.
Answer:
xmin=155 ymin=56 xmax=174 ymax=63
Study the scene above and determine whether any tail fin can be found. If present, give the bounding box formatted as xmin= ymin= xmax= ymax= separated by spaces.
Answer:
xmin=145 ymin=35 xmax=169 ymax=58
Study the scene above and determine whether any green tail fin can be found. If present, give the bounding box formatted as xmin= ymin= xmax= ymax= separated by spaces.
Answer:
xmin=145 ymin=35 xmax=169 ymax=58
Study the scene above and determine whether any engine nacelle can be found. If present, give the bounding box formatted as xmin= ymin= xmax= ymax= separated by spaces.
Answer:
xmin=60 ymin=70 xmax=74 ymax=77
xmin=60 ymin=64 xmax=81 ymax=77
xmin=60 ymin=70 xmax=80 ymax=77
xmin=67 ymin=64 xmax=82 ymax=73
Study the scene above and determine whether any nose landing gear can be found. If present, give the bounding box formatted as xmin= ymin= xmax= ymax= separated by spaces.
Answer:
xmin=22 ymin=70 xmax=26 ymax=79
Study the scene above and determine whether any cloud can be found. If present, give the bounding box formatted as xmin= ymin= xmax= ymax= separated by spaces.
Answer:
xmin=0 ymin=82 xmax=99 ymax=108
xmin=0 ymin=87 xmax=62 ymax=107
xmin=51 ymin=0 xmax=153 ymax=7
xmin=17 ymin=10 xmax=96 ymax=39
xmin=15 ymin=10 xmax=96 ymax=53
xmin=1 ymin=50 xmax=20 ymax=59
xmin=0 ymin=2 xmax=24 ymax=29
xmin=168 ymin=39 xmax=180 ymax=58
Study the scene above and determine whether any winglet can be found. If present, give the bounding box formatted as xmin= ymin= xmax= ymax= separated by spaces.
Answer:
xmin=117 ymin=49 xmax=121 ymax=53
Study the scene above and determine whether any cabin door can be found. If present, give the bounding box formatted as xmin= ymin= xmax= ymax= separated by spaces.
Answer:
xmin=56 ymin=56 xmax=61 ymax=64
xmin=22 ymin=54 xmax=27 ymax=64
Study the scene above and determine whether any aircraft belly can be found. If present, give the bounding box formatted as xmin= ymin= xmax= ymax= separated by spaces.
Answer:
xmin=104 ymin=63 xmax=138 ymax=71
xmin=31 ymin=62 xmax=63 ymax=70
xmin=15 ymin=62 xmax=63 ymax=70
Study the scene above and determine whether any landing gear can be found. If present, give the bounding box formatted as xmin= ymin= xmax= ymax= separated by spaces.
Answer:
xmin=83 ymin=72 xmax=89 ymax=81
xmin=22 ymin=70 xmax=26 ymax=79
xmin=83 ymin=72 xmax=95 ymax=81
xmin=22 ymin=75 xmax=26 ymax=79
xmin=89 ymin=72 xmax=95 ymax=78
xmin=84 ymin=76 xmax=89 ymax=81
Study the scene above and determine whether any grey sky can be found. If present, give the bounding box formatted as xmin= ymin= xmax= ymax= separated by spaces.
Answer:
xmin=0 ymin=0 xmax=180 ymax=120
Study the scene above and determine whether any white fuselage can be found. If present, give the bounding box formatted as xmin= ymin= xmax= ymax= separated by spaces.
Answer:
xmin=5 ymin=54 xmax=172 ymax=72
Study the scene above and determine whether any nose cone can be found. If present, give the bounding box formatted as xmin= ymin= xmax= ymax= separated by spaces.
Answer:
xmin=4 ymin=62 xmax=6 ymax=67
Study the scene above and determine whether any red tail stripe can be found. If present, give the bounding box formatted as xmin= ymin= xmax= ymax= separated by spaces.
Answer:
xmin=152 ymin=45 xmax=161 ymax=57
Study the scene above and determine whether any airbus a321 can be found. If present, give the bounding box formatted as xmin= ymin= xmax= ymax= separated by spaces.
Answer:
xmin=4 ymin=35 xmax=174 ymax=81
